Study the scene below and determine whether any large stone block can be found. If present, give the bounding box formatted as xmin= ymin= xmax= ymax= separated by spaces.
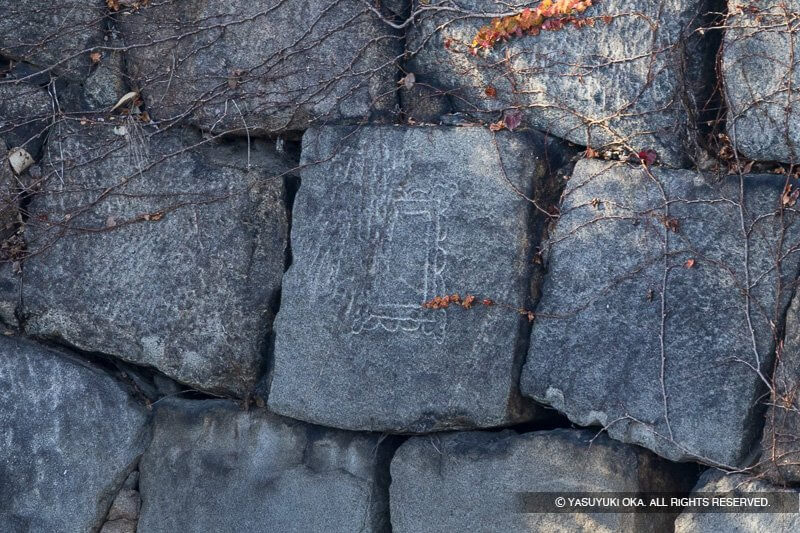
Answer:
xmin=0 ymin=1 xmax=106 ymax=80
xmin=0 ymin=80 xmax=53 ymax=156
xmin=0 ymin=336 xmax=149 ymax=532
xmin=119 ymin=0 xmax=403 ymax=134
xmin=405 ymin=0 xmax=714 ymax=166
xmin=267 ymin=125 xmax=564 ymax=432
xmin=0 ymin=138 xmax=19 ymax=245
xmin=137 ymin=399 xmax=392 ymax=533
xmin=522 ymin=159 xmax=800 ymax=467
xmin=21 ymin=121 xmax=291 ymax=396
xmin=390 ymin=428 xmax=692 ymax=533
xmin=675 ymin=470 xmax=800 ymax=532
xmin=723 ymin=1 xmax=800 ymax=163
xmin=0 ymin=264 xmax=18 ymax=329
xmin=761 ymin=291 xmax=800 ymax=484
xmin=83 ymin=45 xmax=129 ymax=111
xmin=0 ymin=138 xmax=23 ymax=329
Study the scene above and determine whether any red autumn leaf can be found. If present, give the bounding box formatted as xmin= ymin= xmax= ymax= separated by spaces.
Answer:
xmin=541 ymin=18 xmax=564 ymax=31
xmin=504 ymin=109 xmax=523 ymax=131
xmin=685 ymin=258 xmax=695 ymax=269
xmin=782 ymin=184 xmax=800 ymax=207
xmin=470 ymin=1 xmax=595 ymax=52
xmin=489 ymin=120 xmax=506 ymax=132
xmin=462 ymin=295 xmax=476 ymax=309
xmin=637 ymin=149 xmax=658 ymax=166
xmin=485 ymin=86 xmax=497 ymax=98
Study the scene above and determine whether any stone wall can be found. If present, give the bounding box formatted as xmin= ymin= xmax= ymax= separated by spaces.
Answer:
xmin=3 ymin=1 xmax=800 ymax=531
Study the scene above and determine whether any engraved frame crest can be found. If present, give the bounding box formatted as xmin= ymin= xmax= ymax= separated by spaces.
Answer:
xmin=350 ymin=181 xmax=457 ymax=343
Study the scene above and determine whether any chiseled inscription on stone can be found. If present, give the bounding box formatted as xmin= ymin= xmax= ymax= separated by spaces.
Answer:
xmin=352 ymin=183 xmax=456 ymax=343
xmin=309 ymin=147 xmax=456 ymax=343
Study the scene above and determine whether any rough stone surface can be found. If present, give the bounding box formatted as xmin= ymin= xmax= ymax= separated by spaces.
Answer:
xmin=0 ymin=335 xmax=149 ymax=532
xmin=101 ymin=474 xmax=140 ymax=533
xmin=267 ymin=125 xmax=566 ymax=432
xmin=8 ymin=3 xmax=800 ymax=529
xmin=121 ymin=470 xmax=139 ymax=490
xmin=120 ymin=0 xmax=403 ymax=134
xmin=106 ymin=489 xmax=140 ymax=521
xmin=0 ymin=139 xmax=18 ymax=244
xmin=675 ymin=470 xmax=800 ymax=532
xmin=0 ymin=136 xmax=25 ymax=329
xmin=723 ymin=0 xmax=800 ymax=163
xmin=21 ymin=121 xmax=292 ymax=396
xmin=406 ymin=0 xmax=714 ymax=166
xmin=137 ymin=399 xmax=392 ymax=533
xmin=0 ymin=245 xmax=18 ymax=329
xmin=84 ymin=46 xmax=129 ymax=110
xmin=400 ymin=83 xmax=452 ymax=124
xmin=100 ymin=519 xmax=137 ymax=533
xmin=0 ymin=269 xmax=17 ymax=328
xmin=522 ymin=159 xmax=800 ymax=468
xmin=391 ymin=428 xmax=694 ymax=532
xmin=761 ymin=291 xmax=800 ymax=484
xmin=0 ymin=1 xmax=106 ymax=80
xmin=0 ymin=80 xmax=53 ymax=156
